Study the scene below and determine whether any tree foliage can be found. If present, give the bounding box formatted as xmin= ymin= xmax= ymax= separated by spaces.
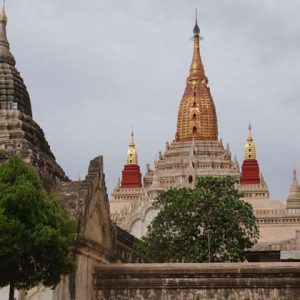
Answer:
xmin=134 ymin=176 xmax=259 ymax=263
xmin=0 ymin=156 xmax=75 ymax=296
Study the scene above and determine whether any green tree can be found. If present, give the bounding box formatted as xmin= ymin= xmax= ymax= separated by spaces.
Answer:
xmin=134 ymin=176 xmax=259 ymax=263
xmin=0 ymin=156 xmax=75 ymax=300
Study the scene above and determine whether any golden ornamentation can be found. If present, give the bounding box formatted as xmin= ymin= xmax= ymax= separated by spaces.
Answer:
xmin=126 ymin=131 xmax=138 ymax=165
xmin=176 ymin=19 xmax=218 ymax=141
xmin=244 ymin=124 xmax=256 ymax=160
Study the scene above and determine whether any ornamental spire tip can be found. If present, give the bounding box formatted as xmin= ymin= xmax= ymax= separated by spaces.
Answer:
xmin=126 ymin=129 xmax=138 ymax=165
xmin=248 ymin=122 xmax=252 ymax=137
xmin=130 ymin=128 xmax=135 ymax=145
xmin=193 ymin=8 xmax=200 ymax=36
xmin=244 ymin=124 xmax=256 ymax=160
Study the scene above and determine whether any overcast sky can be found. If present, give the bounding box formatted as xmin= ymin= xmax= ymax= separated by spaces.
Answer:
xmin=5 ymin=0 xmax=300 ymax=200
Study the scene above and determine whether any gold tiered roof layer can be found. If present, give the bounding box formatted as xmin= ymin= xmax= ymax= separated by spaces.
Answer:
xmin=126 ymin=131 xmax=138 ymax=165
xmin=176 ymin=20 xmax=218 ymax=141
xmin=244 ymin=125 xmax=257 ymax=160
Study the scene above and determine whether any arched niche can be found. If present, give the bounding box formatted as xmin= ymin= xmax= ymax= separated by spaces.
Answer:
xmin=130 ymin=219 xmax=143 ymax=239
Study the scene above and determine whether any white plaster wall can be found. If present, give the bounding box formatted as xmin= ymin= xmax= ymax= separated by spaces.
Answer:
xmin=0 ymin=287 xmax=13 ymax=300
xmin=53 ymin=277 xmax=69 ymax=300
xmin=143 ymin=208 xmax=159 ymax=236
xmin=130 ymin=219 xmax=143 ymax=239
xmin=259 ymin=225 xmax=300 ymax=242
xmin=19 ymin=288 xmax=53 ymax=300
xmin=129 ymin=208 xmax=159 ymax=238
xmin=245 ymin=198 xmax=286 ymax=210
xmin=109 ymin=200 xmax=132 ymax=214
xmin=75 ymin=254 xmax=96 ymax=300
xmin=0 ymin=287 xmax=52 ymax=300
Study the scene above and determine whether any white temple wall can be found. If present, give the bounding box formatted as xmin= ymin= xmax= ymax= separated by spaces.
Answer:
xmin=130 ymin=219 xmax=143 ymax=239
xmin=259 ymin=224 xmax=300 ymax=243
xmin=0 ymin=286 xmax=53 ymax=300
xmin=129 ymin=207 xmax=159 ymax=239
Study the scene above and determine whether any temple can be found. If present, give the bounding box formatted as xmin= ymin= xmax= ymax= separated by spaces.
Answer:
xmin=176 ymin=16 xmax=218 ymax=141
xmin=0 ymin=6 xmax=300 ymax=300
xmin=110 ymin=17 xmax=300 ymax=252
xmin=0 ymin=5 xmax=136 ymax=300
xmin=110 ymin=17 xmax=241 ymax=237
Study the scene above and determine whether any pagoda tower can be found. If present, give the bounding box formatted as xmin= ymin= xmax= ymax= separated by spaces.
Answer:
xmin=111 ymin=13 xmax=300 ymax=245
xmin=111 ymin=131 xmax=144 ymax=211
xmin=239 ymin=125 xmax=269 ymax=199
xmin=0 ymin=5 xmax=67 ymax=190
xmin=176 ymin=16 xmax=218 ymax=141
xmin=286 ymin=167 xmax=300 ymax=209
xmin=240 ymin=125 xmax=260 ymax=184
xmin=121 ymin=131 xmax=142 ymax=188
xmin=143 ymin=16 xmax=240 ymax=189
xmin=111 ymin=16 xmax=240 ymax=237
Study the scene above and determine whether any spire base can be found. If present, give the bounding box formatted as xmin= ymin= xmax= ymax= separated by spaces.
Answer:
xmin=240 ymin=159 xmax=261 ymax=185
xmin=121 ymin=164 xmax=142 ymax=188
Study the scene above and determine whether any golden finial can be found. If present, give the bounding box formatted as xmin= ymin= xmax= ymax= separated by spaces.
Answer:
xmin=188 ymin=9 xmax=206 ymax=83
xmin=244 ymin=123 xmax=256 ymax=160
xmin=130 ymin=127 xmax=134 ymax=146
xmin=126 ymin=130 xmax=138 ymax=165
xmin=193 ymin=8 xmax=200 ymax=36
xmin=176 ymin=10 xmax=217 ymax=142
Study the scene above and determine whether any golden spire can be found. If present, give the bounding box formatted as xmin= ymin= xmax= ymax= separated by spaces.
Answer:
xmin=175 ymin=12 xmax=218 ymax=142
xmin=187 ymin=9 xmax=206 ymax=84
xmin=244 ymin=124 xmax=257 ymax=160
xmin=126 ymin=130 xmax=138 ymax=165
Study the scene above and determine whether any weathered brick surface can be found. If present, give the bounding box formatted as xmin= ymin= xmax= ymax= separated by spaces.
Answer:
xmin=94 ymin=263 xmax=300 ymax=300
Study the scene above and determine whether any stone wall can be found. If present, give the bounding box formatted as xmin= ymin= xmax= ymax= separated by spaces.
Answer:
xmin=94 ymin=262 xmax=300 ymax=300
xmin=53 ymin=156 xmax=136 ymax=300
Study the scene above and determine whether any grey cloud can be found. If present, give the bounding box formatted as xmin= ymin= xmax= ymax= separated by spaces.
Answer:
xmin=5 ymin=0 xmax=299 ymax=200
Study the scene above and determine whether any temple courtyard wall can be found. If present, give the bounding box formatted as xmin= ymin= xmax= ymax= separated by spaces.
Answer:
xmin=94 ymin=262 xmax=300 ymax=300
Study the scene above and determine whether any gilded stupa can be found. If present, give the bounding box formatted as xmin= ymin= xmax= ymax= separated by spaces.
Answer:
xmin=143 ymin=16 xmax=239 ymax=190
xmin=111 ymin=131 xmax=144 ymax=208
xmin=176 ymin=16 xmax=218 ymax=141
xmin=239 ymin=125 xmax=269 ymax=199
xmin=240 ymin=124 xmax=260 ymax=184
xmin=121 ymin=131 xmax=142 ymax=188
xmin=126 ymin=131 xmax=138 ymax=165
